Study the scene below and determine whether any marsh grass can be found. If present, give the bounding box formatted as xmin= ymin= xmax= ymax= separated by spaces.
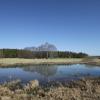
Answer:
xmin=82 ymin=58 xmax=100 ymax=66
xmin=0 ymin=78 xmax=100 ymax=100
xmin=0 ymin=58 xmax=82 ymax=67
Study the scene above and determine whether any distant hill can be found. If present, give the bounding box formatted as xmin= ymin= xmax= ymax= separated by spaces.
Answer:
xmin=24 ymin=42 xmax=57 ymax=51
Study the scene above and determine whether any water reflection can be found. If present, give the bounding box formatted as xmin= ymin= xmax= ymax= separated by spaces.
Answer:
xmin=23 ymin=65 xmax=58 ymax=77
xmin=0 ymin=64 xmax=100 ymax=84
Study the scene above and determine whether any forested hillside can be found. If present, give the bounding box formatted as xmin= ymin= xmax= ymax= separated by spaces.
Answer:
xmin=0 ymin=49 xmax=88 ymax=59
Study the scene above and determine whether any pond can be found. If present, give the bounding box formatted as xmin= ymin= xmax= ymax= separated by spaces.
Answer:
xmin=0 ymin=64 xmax=100 ymax=84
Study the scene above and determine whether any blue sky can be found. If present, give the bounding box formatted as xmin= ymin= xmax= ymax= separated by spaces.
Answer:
xmin=0 ymin=0 xmax=100 ymax=55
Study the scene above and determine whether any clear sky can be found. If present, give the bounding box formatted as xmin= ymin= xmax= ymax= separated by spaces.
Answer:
xmin=0 ymin=0 xmax=100 ymax=55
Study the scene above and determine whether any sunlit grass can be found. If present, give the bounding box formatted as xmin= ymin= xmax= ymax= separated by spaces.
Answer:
xmin=0 ymin=58 xmax=82 ymax=66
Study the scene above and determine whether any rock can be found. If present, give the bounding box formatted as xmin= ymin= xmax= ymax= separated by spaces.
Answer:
xmin=29 ymin=80 xmax=39 ymax=89
xmin=24 ymin=80 xmax=39 ymax=92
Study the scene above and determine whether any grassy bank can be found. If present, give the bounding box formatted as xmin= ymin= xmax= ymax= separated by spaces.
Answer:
xmin=83 ymin=58 xmax=100 ymax=66
xmin=0 ymin=77 xmax=100 ymax=100
xmin=0 ymin=58 xmax=100 ymax=67
xmin=0 ymin=58 xmax=83 ymax=67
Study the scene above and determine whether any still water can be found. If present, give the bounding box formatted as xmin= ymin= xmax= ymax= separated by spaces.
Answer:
xmin=0 ymin=64 xmax=100 ymax=84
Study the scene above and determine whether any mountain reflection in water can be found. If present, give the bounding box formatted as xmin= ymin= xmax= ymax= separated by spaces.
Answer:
xmin=0 ymin=64 xmax=100 ymax=84
xmin=23 ymin=65 xmax=58 ymax=77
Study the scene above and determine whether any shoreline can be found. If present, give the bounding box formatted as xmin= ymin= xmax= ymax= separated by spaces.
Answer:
xmin=0 ymin=58 xmax=100 ymax=67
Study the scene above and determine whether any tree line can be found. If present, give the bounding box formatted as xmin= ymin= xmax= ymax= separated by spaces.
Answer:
xmin=0 ymin=49 xmax=88 ymax=59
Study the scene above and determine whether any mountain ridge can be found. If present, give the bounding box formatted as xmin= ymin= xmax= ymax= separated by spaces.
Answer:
xmin=24 ymin=42 xmax=57 ymax=51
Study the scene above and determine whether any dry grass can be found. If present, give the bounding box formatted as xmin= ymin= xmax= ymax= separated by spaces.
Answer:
xmin=0 ymin=78 xmax=100 ymax=100
xmin=0 ymin=58 xmax=82 ymax=67
xmin=82 ymin=58 xmax=100 ymax=66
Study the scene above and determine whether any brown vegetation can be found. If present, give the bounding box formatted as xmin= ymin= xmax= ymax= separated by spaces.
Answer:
xmin=0 ymin=78 xmax=100 ymax=100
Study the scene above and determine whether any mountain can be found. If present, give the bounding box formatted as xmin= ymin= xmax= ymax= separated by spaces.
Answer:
xmin=24 ymin=42 xmax=57 ymax=51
